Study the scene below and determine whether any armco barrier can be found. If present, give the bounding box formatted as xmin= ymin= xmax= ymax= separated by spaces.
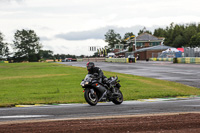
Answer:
xmin=105 ymin=58 xmax=128 ymax=63
xmin=77 ymin=58 xmax=83 ymax=62
xmin=82 ymin=58 xmax=105 ymax=62
xmin=107 ymin=58 xmax=136 ymax=63
xmin=77 ymin=58 xmax=136 ymax=63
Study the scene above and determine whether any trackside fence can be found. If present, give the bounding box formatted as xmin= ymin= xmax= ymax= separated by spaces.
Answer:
xmin=77 ymin=58 xmax=136 ymax=63
xmin=105 ymin=58 xmax=128 ymax=63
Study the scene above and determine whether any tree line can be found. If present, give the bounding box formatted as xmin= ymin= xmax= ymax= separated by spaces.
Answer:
xmin=104 ymin=22 xmax=200 ymax=49
xmin=153 ymin=22 xmax=200 ymax=48
xmin=0 ymin=29 xmax=77 ymax=62
xmin=1 ymin=22 xmax=200 ymax=61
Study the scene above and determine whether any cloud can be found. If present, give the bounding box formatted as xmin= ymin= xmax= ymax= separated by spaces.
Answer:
xmin=41 ymin=38 xmax=107 ymax=56
xmin=0 ymin=0 xmax=24 ymax=8
xmin=0 ymin=0 xmax=24 ymax=4
xmin=55 ymin=29 xmax=105 ymax=40
xmin=40 ymin=36 xmax=51 ymax=41
xmin=2 ymin=0 xmax=199 ymax=56
xmin=54 ymin=25 xmax=165 ymax=41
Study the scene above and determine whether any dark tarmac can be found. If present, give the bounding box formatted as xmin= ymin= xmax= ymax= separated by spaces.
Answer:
xmin=59 ymin=61 xmax=200 ymax=88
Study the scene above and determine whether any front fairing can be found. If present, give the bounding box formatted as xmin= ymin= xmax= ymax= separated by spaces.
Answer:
xmin=80 ymin=74 xmax=97 ymax=88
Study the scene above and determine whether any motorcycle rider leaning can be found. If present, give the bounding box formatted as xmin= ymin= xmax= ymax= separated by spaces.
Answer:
xmin=86 ymin=62 xmax=107 ymax=83
xmin=86 ymin=62 xmax=118 ymax=99
xmin=86 ymin=62 xmax=108 ymax=100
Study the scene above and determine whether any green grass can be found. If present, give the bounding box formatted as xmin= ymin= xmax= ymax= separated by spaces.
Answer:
xmin=0 ymin=62 xmax=200 ymax=107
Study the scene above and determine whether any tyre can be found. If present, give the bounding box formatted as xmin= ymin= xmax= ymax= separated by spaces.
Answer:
xmin=84 ymin=89 xmax=98 ymax=106
xmin=112 ymin=90 xmax=123 ymax=105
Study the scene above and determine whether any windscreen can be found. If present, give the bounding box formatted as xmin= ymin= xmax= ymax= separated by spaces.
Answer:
xmin=84 ymin=74 xmax=92 ymax=82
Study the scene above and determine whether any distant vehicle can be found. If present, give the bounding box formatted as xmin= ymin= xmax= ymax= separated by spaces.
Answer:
xmin=107 ymin=53 xmax=115 ymax=58
xmin=65 ymin=58 xmax=77 ymax=62
xmin=65 ymin=58 xmax=72 ymax=62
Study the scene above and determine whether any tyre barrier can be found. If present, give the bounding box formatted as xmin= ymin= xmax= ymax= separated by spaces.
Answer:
xmin=157 ymin=58 xmax=173 ymax=61
xmin=149 ymin=58 xmax=157 ymax=61
xmin=173 ymin=57 xmax=200 ymax=64
xmin=149 ymin=58 xmax=173 ymax=62
xmin=150 ymin=57 xmax=200 ymax=64
xmin=0 ymin=61 xmax=9 ymax=63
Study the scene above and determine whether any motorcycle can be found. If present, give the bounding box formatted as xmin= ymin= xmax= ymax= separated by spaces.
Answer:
xmin=80 ymin=73 xmax=123 ymax=106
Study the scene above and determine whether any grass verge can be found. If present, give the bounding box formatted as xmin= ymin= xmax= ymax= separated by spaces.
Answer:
xmin=0 ymin=62 xmax=200 ymax=107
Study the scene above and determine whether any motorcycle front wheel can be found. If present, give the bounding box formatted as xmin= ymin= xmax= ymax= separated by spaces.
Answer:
xmin=84 ymin=89 xmax=98 ymax=106
xmin=112 ymin=90 xmax=123 ymax=105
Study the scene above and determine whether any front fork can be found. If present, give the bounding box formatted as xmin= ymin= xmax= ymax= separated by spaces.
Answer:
xmin=90 ymin=89 xmax=95 ymax=96
xmin=84 ymin=88 xmax=96 ymax=97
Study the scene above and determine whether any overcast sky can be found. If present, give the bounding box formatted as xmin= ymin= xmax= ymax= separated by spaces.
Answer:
xmin=1 ymin=0 xmax=200 ymax=56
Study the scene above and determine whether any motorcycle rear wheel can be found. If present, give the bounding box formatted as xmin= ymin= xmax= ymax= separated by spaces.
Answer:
xmin=84 ymin=89 xmax=98 ymax=106
xmin=112 ymin=90 xmax=123 ymax=105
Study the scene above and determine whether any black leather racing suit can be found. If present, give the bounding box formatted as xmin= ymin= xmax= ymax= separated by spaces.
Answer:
xmin=88 ymin=67 xmax=107 ymax=83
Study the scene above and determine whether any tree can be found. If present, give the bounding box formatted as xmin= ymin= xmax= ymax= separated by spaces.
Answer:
xmin=172 ymin=24 xmax=184 ymax=38
xmin=183 ymin=25 xmax=197 ymax=47
xmin=121 ymin=32 xmax=135 ymax=49
xmin=79 ymin=55 xmax=84 ymax=58
xmin=197 ymin=23 xmax=200 ymax=33
xmin=0 ymin=32 xmax=9 ymax=60
xmin=128 ymin=47 xmax=133 ymax=52
xmin=39 ymin=50 xmax=54 ymax=59
xmin=138 ymin=27 xmax=152 ymax=35
xmin=171 ymin=24 xmax=185 ymax=47
xmin=123 ymin=32 xmax=135 ymax=40
xmin=173 ymin=35 xmax=184 ymax=48
xmin=189 ymin=33 xmax=200 ymax=47
xmin=153 ymin=28 xmax=166 ymax=37
xmin=163 ymin=22 xmax=175 ymax=46
xmin=153 ymin=22 xmax=200 ymax=47
xmin=13 ymin=29 xmax=42 ymax=62
xmin=122 ymin=32 xmax=135 ymax=42
xmin=54 ymin=54 xmax=76 ymax=60
xmin=92 ymin=52 xmax=98 ymax=57
xmin=104 ymin=29 xmax=121 ymax=48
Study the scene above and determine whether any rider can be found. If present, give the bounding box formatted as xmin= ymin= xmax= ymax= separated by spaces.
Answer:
xmin=86 ymin=62 xmax=108 ymax=100
xmin=86 ymin=62 xmax=118 ymax=97
xmin=86 ymin=62 xmax=107 ymax=83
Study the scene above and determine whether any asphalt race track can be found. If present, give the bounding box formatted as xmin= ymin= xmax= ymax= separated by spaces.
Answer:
xmin=0 ymin=61 xmax=200 ymax=123
xmin=0 ymin=97 xmax=200 ymax=123
xmin=60 ymin=61 xmax=200 ymax=88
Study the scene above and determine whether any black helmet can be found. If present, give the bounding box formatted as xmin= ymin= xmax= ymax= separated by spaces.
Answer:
xmin=86 ymin=62 xmax=95 ymax=71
